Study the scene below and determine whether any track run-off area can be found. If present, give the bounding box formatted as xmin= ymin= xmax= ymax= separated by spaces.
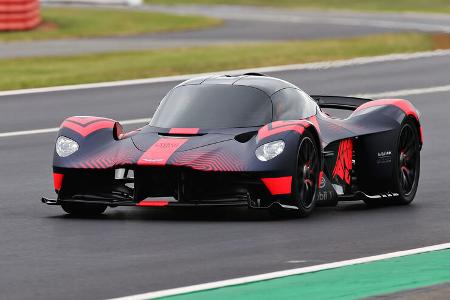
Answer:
xmin=0 ymin=50 xmax=449 ymax=299
xmin=110 ymin=243 xmax=450 ymax=300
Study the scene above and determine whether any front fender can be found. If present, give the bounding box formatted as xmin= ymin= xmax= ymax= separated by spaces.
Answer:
xmin=251 ymin=120 xmax=320 ymax=174
xmin=53 ymin=116 xmax=141 ymax=170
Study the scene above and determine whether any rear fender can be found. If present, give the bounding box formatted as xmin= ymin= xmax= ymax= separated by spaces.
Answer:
xmin=353 ymin=98 xmax=422 ymax=144
xmin=354 ymin=98 xmax=420 ymax=120
xmin=350 ymin=99 xmax=422 ymax=193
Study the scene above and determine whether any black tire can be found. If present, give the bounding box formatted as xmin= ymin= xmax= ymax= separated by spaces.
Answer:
xmin=61 ymin=203 xmax=107 ymax=216
xmin=270 ymin=131 xmax=320 ymax=218
xmin=364 ymin=119 xmax=420 ymax=207
xmin=392 ymin=119 xmax=421 ymax=205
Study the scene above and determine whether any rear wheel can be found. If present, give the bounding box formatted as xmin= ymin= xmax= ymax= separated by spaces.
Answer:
xmin=393 ymin=120 xmax=420 ymax=204
xmin=363 ymin=119 xmax=420 ymax=207
xmin=61 ymin=203 xmax=107 ymax=216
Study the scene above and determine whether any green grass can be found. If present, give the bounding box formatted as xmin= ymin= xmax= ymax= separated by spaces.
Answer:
xmin=145 ymin=0 xmax=450 ymax=14
xmin=0 ymin=33 xmax=444 ymax=91
xmin=0 ymin=7 xmax=222 ymax=41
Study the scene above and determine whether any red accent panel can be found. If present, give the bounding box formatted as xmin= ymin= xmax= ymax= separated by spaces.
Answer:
xmin=138 ymin=138 xmax=188 ymax=166
xmin=332 ymin=139 xmax=353 ymax=185
xmin=420 ymin=126 xmax=423 ymax=144
xmin=169 ymin=128 xmax=200 ymax=135
xmin=137 ymin=200 xmax=169 ymax=207
xmin=318 ymin=171 xmax=324 ymax=188
xmin=61 ymin=116 xmax=115 ymax=137
xmin=53 ymin=173 xmax=64 ymax=191
xmin=257 ymin=120 xmax=309 ymax=142
xmin=354 ymin=99 xmax=419 ymax=120
xmin=261 ymin=176 xmax=292 ymax=195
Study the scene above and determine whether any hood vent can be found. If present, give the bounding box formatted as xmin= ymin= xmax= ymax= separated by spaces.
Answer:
xmin=234 ymin=131 xmax=257 ymax=143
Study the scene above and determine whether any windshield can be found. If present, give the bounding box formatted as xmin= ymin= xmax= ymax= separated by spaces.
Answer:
xmin=150 ymin=84 xmax=272 ymax=129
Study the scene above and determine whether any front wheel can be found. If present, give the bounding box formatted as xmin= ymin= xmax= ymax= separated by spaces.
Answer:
xmin=270 ymin=131 xmax=320 ymax=218
xmin=61 ymin=203 xmax=107 ymax=216
xmin=294 ymin=132 xmax=320 ymax=217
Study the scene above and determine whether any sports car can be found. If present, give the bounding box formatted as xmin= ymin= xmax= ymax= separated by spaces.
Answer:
xmin=42 ymin=74 xmax=422 ymax=217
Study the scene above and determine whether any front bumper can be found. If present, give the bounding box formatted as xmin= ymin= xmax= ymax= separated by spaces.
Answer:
xmin=48 ymin=165 xmax=296 ymax=210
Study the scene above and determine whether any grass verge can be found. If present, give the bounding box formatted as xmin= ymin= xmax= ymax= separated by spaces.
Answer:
xmin=0 ymin=33 xmax=447 ymax=91
xmin=0 ymin=7 xmax=222 ymax=42
xmin=145 ymin=0 xmax=450 ymax=14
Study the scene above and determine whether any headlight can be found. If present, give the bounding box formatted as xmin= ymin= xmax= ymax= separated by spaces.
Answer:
xmin=56 ymin=136 xmax=79 ymax=157
xmin=255 ymin=140 xmax=285 ymax=161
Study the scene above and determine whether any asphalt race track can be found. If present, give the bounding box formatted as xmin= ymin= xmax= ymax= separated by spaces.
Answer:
xmin=0 ymin=14 xmax=404 ymax=59
xmin=0 ymin=53 xmax=449 ymax=299
xmin=4 ymin=4 xmax=450 ymax=58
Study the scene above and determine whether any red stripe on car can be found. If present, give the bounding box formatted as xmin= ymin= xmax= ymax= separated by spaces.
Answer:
xmin=62 ymin=119 xmax=115 ymax=137
xmin=257 ymin=120 xmax=309 ymax=142
xmin=318 ymin=171 xmax=324 ymax=188
xmin=138 ymin=138 xmax=188 ymax=166
xmin=261 ymin=176 xmax=292 ymax=195
xmin=137 ymin=200 xmax=169 ymax=207
xmin=354 ymin=99 xmax=419 ymax=120
xmin=53 ymin=173 xmax=64 ymax=191
xmin=169 ymin=128 xmax=200 ymax=135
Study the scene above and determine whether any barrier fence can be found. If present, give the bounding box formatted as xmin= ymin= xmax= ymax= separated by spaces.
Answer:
xmin=0 ymin=0 xmax=40 ymax=31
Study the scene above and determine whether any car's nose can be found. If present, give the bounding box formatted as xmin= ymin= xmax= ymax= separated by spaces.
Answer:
xmin=131 ymin=131 xmax=234 ymax=152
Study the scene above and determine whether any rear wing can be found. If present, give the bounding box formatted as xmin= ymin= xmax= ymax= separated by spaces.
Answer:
xmin=311 ymin=95 xmax=372 ymax=111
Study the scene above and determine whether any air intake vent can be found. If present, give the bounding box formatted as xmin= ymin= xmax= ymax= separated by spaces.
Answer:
xmin=242 ymin=72 xmax=267 ymax=77
xmin=158 ymin=132 xmax=205 ymax=137
xmin=234 ymin=131 xmax=257 ymax=143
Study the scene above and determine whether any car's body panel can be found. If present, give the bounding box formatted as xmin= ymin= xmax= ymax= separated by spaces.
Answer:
xmin=44 ymin=74 xmax=422 ymax=211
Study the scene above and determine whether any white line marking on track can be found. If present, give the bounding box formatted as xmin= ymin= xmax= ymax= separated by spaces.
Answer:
xmin=286 ymin=260 xmax=307 ymax=264
xmin=0 ymin=49 xmax=450 ymax=97
xmin=108 ymin=242 xmax=450 ymax=300
xmin=0 ymin=118 xmax=149 ymax=138
xmin=353 ymin=84 xmax=450 ymax=99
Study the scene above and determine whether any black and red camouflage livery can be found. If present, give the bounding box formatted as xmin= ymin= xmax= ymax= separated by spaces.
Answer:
xmin=43 ymin=74 xmax=423 ymax=217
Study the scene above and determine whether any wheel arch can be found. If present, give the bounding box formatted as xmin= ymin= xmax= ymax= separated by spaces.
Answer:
xmin=305 ymin=123 xmax=323 ymax=171
xmin=405 ymin=114 xmax=423 ymax=148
